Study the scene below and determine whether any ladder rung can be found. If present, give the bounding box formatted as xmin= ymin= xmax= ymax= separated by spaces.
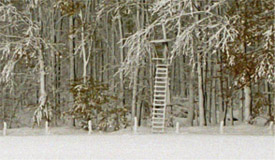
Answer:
xmin=153 ymin=110 xmax=165 ymax=114
xmin=153 ymin=105 xmax=165 ymax=107
xmin=156 ymin=71 xmax=167 ymax=74
xmin=152 ymin=121 xmax=164 ymax=123
xmin=154 ymin=93 xmax=166 ymax=95
xmin=152 ymin=120 xmax=165 ymax=122
xmin=154 ymin=93 xmax=166 ymax=96
xmin=154 ymin=109 xmax=165 ymax=111
xmin=154 ymin=100 xmax=166 ymax=102
xmin=154 ymin=85 xmax=166 ymax=88
xmin=153 ymin=108 xmax=165 ymax=111
xmin=153 ymin=111 xmax=164 ymax=114
xmin=155 ymin=82 xmax=166 ymax=84
xmin=153 ymin=103 xmax=166 ymax=106
xmin=152 ymin=126 xmax=165 ymax=129
xmin=152 ymin=117 xmax=164 ymax=119
xmin=154 ymin=84 xmax=166 ymax=87
xmin=156 ymin=64 xmax=169 ymax=67
xmin=154 ymin=99 xmax=166 ymax=102
xmin=154 ymin=94 xmax=166 ymax=96
xmin=152 ymin=117 xmax=165 ymax=119
xmin=155 ymin=77 xmax=167 ymax=79
xmin=154 ymin=94 xmax=166 ymax=97
xmin=155 ymin=82 xmax=167 ymax=84
xmin=156 ymin=69 xmax=168 ymax=72
xmin=154 ymin=97 xmax=166 ymax=100
xmin=154 ymin=102 xmax=165 ymax=104
xmin=157 ymin=71 xmax=167 ymax=73
xmin=153 ymin=103 xmax=165 ymax=105
xmin=156 ymin=73 xmax=167 ymax=75
xmin=153 ymin=107 xmax=165 ymax=110
xmin=156 ymin=69 xmax=167 ymax=72
xmin=153 ymin=112 xmax=165 ymax=116
xmin=153 ymin=105 xmax=165 ymax=108
xmin=152 ymin=122 xmax=165 ymax=125
xmin=154 ymin=90 xmax=166 ymax=93
xmin=151 ymin=121 xmax=165 ymax=127
xmin=154 ymin=97 xmax=166 ymax=102
xmin=155 ymin=76 xmax=167 ymax=79
xmin=152 ymin=116 xmax=164 ymax=119
xmin=155 ymin=78 xmax=167 ymax=81
xmin=153 ymin=107 xmax=165 ymax=109
xmin=152 ymin=112 xmax=165 ymax=114
xmin=154 ymin=89 xmax=166 ymax=92
xmin=154 ymin=91 xmax=166 ymax=95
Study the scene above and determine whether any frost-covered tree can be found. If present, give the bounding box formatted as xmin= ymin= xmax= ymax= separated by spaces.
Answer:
xmin=225 ymin=0 xmax=274 ymax=123
xmin=0 ymin=1 xmax=53 ymax=126
xmin=0 ymin=0 xmax=273 ymax=131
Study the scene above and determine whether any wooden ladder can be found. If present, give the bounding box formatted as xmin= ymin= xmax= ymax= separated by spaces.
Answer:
xmin=152 ymin=60 xmax=169 ymax=133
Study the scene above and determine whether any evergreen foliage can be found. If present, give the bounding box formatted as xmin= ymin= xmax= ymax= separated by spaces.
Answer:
xmin=69 ymin=78 xmax=128 ymax=131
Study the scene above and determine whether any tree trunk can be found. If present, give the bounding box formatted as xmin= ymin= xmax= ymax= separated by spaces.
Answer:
xmin=38 ymin=49 xmax=48 ymax=118
xmin=239 ymin=89 xmax=244 ymax=122
xmin=211 ymin=64 xmax=217 ymax=125
xmin=198 ymin=53 xmax=205 ymax=126
xmin=69 ymin=1 xmax=76 ymax=126
xmin=117 ymin=2 xmax=125 ymax=108
xmin=187 ymin=65 xmax=195 ymax=126
xmin=218 ymin=51 xmax=224 ymax=124
xmin=244 ymin=85 xmax=251 ymax=123
xmin=206 ymin=53 xmax=212 ymax=125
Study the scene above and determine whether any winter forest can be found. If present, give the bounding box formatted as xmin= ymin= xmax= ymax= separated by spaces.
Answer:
xmin=0 ymin=0 xmax=274 ymax=159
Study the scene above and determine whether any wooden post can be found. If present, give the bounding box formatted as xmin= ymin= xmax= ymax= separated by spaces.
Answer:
xmin=134 ymin=117 xmax=138 ymax=133
xmin=269 ymin=121 xmax=274 ymax=135
xmin=176 ymin=122 xmax=179 ymax=134
xmin=219 ymin=121 xmax=224 ymax=134
xmin=88 ymin=120 xmax=92 ymax=134
xmin=45 ymin=121 xmax=49 ymax=135
xmin=3 ymin=122 xmax=7 ymax=136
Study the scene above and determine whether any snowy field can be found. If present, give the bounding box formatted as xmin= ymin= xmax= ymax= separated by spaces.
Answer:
xmin=0 ymin=126 xmax=274 ymax=159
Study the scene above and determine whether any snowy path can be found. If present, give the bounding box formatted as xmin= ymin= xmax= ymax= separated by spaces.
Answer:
xmin=0 ymin=134 xmax=274 ymax=159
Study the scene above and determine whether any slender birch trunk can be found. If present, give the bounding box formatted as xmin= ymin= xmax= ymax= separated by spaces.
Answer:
xmin=117 ymin=0 xmax=125 ymax=108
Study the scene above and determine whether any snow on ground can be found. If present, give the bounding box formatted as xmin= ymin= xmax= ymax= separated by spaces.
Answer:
xmin=0 ymin=125 xmax=274 ymax=159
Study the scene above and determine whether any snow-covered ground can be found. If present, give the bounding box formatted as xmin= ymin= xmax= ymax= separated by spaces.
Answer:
xmin=0 ymin=125 xmax=274 ymax=159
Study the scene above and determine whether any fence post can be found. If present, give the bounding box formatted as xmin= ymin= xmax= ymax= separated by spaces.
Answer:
xmin=219 ymin=121 xmax=224 ymax=134
xmin=88 ymin=120 xmax=92 ymax=134
xmin=45 ymin=121 xmax=49 ymax=135
xmin=134 ymin=117 xmax=138 ymax=133
xmin=269 ymin=121 xmax=274 ymax=135
xmin=176 ymin=122 xmax=179 ymax=134
xmin=3 ymin=122 xmax=7 ymax=136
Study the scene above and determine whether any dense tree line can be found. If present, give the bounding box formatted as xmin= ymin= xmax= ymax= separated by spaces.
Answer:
xmin=0 ymin=0 xmax=274 ymax=131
